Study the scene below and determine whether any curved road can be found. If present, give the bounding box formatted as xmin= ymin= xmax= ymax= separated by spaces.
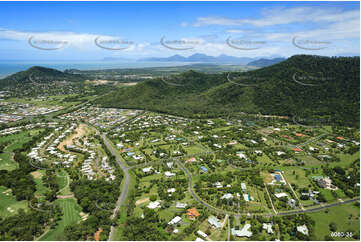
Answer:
xmin=91 ymin=117 xmax=357 ymax=239
xmin=176 ymin=158 xmax=360 ymax=217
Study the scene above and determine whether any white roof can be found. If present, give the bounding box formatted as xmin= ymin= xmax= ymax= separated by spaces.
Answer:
xmin=142 ymin=166 xmax=152 ymax=173
xmin=232 ymin=224 xmax=253 ymax=237
xmin=275 ymin=192 xmax=288 ymax=198
xmin=167 ymin=188 xmax=176 ymax=193
xmin=197 ymin=230 xmax=207 ymax=238
xmin=195 ymin=238 xmax=204 ymax=242
xmin=165 ymin=171 xmax=175 ymax=177
xmin=263 ymin=223 xmax=274 ymax=234
xmin=221 ymin=193 xmax=233 ymax=199
xmin=147 ymin=201 xmax=160 ymax=209
xmin=241 ymin=183 xmax=247 ymax=190
xmin=297 ymin=225 xmax=309 ymax=235
xmin=237 ymin=153 xmax=247 ymax=159
xmin=276 ymin=151 xmax=285 ymax=156
xmin=168 ymin=216 xmax=182 ymax=225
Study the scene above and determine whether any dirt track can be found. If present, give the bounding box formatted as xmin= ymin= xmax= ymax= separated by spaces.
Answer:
xmin=57 ymin=124 xmax=86 ymax=152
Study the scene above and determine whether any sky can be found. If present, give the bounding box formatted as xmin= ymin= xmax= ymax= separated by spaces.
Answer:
xmin=0 ymin=1 xmax=359 ymax=60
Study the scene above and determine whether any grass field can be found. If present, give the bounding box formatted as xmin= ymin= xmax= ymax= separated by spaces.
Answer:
xmin=333 ymin=151 xmax=360 ymax=168
xmin=308 ymin=202 xmax=360 ymax=240
xmin=0 ymin=130 xmax=38 ymax=170
xmin=56 ymin=170 xmax=72 ymax=196
xmin=0 ymin=186 xmax=28 ymax=217
xmin=296 ymin=155 xmax=323 ymax=166
xmin=5 ymin=95 xmax=81 ymax=108
xmin=40 ymin=198 xmax=82 ymax=241
xmin=31 ymin=170 xmax=49 ymax=197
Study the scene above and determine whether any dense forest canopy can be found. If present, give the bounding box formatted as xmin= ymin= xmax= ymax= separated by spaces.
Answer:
xmin=95 ymin=55 xmax=360 ymax=126
xmin=0 ymin=66 xmax=87 ymax=87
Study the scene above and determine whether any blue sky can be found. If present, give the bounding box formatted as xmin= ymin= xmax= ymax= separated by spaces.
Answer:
xmin=0 ymin=1 xmax=359 ymax=60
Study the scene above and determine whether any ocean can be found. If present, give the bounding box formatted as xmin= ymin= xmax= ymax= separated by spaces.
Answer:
xmin=0 ymin=61 xmax=191 ymax=78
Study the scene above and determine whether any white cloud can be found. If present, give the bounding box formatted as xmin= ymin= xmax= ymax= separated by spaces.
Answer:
xmin=193 ymin=7 xmax=359 ymax=27
xmin=225 ymin=29 xmax=244 ymax=34
xmin=180 ymin=22 xmax=189 ymax=27
xmin=0 ymin=28 xmax=133 ymax=51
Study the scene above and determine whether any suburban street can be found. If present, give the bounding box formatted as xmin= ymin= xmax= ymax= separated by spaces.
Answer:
xmin=176 ymin=158 xmax=360 ymax=217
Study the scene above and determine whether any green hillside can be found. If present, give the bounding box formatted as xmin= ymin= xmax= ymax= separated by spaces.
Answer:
xmin=0 ymin=66 xmax=86 ymax=87
xmin=95 ymin=55 xmax=359 ymax=126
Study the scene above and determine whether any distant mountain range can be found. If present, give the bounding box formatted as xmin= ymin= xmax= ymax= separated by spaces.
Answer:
xmin=102 ymin=53 xmax=286 ymax=66
xmin=138 ymin=53 xmax=255 ymax=65
xmin=247 ymin=58 xmax=286 ymax=67
xmin=102 ymin=53 xmax=284 ymax=66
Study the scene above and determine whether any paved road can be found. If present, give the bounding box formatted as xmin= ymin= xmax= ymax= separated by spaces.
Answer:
xmin=277 ymin=197 xmax=360 ymax=216
xmin=101 ymin=134 xmax=130 ymax=241
xmin=175 ymin=159 xmax=226 ymax=214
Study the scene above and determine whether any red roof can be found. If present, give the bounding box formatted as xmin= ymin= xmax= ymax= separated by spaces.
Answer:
xmin=293 ymin=148 xmax=302 ymax=152
xmin=187 ymin=208 xmax=200 ymax=217
xmin=187 ymin=157 xmax=196 ymax=163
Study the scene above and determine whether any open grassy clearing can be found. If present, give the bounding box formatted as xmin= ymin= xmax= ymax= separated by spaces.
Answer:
xmin=0 ymin=129 xmax=42 ymax=170
xmin=40 ymin=198 xmax=82 ymax=241
xmin=31 ymin=170 xmax=49 ymax=197
xmin=0 ymin=186 xmax=28 ymax=217
xmin=4 ymin=94 xmax=83 ymax=108
xmin=308 ymin=202 xmax=360 ymax=241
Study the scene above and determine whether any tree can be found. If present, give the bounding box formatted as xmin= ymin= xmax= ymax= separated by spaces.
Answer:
xmin=329 ymin=222 xmax=337 ymax=232
xmin=150 ymin=195 xmax=157 ymax=202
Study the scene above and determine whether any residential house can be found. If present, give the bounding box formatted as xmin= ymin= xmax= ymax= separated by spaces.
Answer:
xmin=168 ymin=216 xmax=182 ymax=225
xmin=297 ymin=225 xmax=309 ymax=235
xmin=187 ymin=208 xmax=200 ymax=220
xmin=208 ymin=216 xmax=221 ymax=229
xmin=231 ymin=224 xmax=253 ymax=237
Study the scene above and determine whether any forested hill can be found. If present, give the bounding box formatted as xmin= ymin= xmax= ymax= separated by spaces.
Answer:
xmin=0 ymin=66 xmax=86 ymax=87
xmin=246 ymin=57 xmax=286 ymax=67
xmin=96 ymin=55 xmax=360 ymax=126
